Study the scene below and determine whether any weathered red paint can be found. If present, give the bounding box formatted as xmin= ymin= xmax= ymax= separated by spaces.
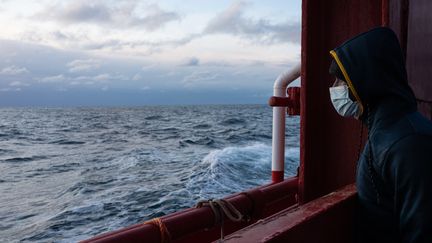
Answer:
xmin=299 ymin=0 xmax=381 ymax=204
xmin=404 ymin=0 xmax=432 ymax=119
xmin=271 ymin=171 xmax=284 ymax=183
xmin=268 ymin=96 xmax=292 ymax=107
xmin=287 ymin=87 xmax=301 ymax=116
xmin=389 ymin=0 xmax=410 ymax=57
xmin=382 ymin=0 xmax=390 ymax=26
xmin=223 ymin=184 xmax=356 ymax=243
xmin=82 ymin=178 xmax=298 ymax=243
xmin=389 ymin=0 xmax=432 ymax=119
xmin=268 ymin=87 xmax=301 ymax=117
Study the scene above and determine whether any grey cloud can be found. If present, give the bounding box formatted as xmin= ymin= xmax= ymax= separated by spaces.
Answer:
xmin=0 ymin=87 xmax=21 ymax=92
xmin=0 ymin=65 xmax=29 ymax=75
xmin=60 ymin=2 xmax=111 ymax=23
xmin=141 ymin=64 xmax=157 ymax=70
xmin=205 ymin=1 xmax=250 ymax=33
xmin=35 ymin=2 xmax=180 ymax=31
xmin=51 ymin=31 xmax=69 ymax=40
xmin=38 ymin=74 xmax=67 ymax=83
xmin=132 ymin=74 xmax=141 ymax=81
xmin=37 ymin=72 xmax=129 ymax=85
xmin=82 ymin=1 xmax=301 ymax=52
xmin=0 ymin=39 xmax=293 ymax=106
xmin=66 ymin=73 xmax=126 ymax=86
xmin=80 ymin=40 xmax=122 ymax=51
xmin=9 ymin=81 xmax=30 ymax=87
xmin=184 ymin=57 xmax=200 ymax=66
xmin=130 ymin=4 xmax=181 ymax=31
xmin=79 ymin=33 xmax=203 ymax=52
xmin=50 ymin=31 xmax=87 ymax=42
xmin=67 ymin=59 xmax=101 ymax=73
xmin=204 ymin=1 xmax=300 ymax=44
xmin=18 ymin=1 xmax=299 ymax=58
xmin=182 ymin=71 xmax=219 ymax=87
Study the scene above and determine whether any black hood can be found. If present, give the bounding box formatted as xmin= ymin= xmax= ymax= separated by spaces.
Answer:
xmin=329 ymin=27 xmax=417 ymax=118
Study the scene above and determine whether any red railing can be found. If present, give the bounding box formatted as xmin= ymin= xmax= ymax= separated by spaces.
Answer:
xmin=82 ymin=177 xmax=298 ymax=243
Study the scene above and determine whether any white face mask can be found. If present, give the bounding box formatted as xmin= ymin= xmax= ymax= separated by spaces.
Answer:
xmin=329 ymin=85 xmax=361 ymax=119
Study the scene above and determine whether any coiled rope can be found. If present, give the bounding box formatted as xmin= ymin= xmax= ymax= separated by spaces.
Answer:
xmin=196 ymin=199 xmax=250 ymax=242
xmin=143 ymin=217 xmax=171 ymax=243
xmin=142 ymin=199 xmax=248 ymax=243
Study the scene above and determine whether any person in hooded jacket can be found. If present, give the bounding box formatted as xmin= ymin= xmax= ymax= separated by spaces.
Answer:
xmin=328 ymin=27 xmax=432 ymax=243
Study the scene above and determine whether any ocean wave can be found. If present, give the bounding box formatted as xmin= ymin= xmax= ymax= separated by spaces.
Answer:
xmin=145 ymin=115 xmax=163 ymax=120
xmin=219 ymin=118 xmax=246 ymax=125
xmin=186 ymin=143 xmax=299 ymax=199
xmin=192 ymin=124 xmax=212 ymax=129
xmin=0 ymin=105 xmax=299 ymax=242
xmin=179 ymin=137 xmax=215 ymax=146
xmin=3 ymin=155 xmax=48 ymax=163
xmin=50 ymin=139 xmax=86 ymax=145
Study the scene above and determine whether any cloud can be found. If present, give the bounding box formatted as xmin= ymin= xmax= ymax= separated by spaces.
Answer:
xmin=38 ymin=74 xmax=67 ymax=83
xmin=67 ymin=59 xmax=101 ymax=72
xmin=184 ymin=57 xmax=200 ymax=66
xmin=142 ymin=64 xmax=157 ymax=70
xmin=35 ymin=2 xmax=181 ymax=31
xmin=9 ymin=81 xmax=30 ymax=87
xmin=182 ymin=71 xmax=219 ymax=87
xmin=56 ymin=87 xmax=68 ymax=92
xmin=0 ymin=38 xmax=295 ymax=106
xmin=0 ymin=87 xmax=21 ymax=92
xmin=20 ymin=1 xmax=299 ymax=57
xmin=76 ymin=33 xmax=202 ymax=53
xmin=0 ymin=65 xmax=29 ymax=75
xmin=132 ymin=74 xmax=141 ymax=81
xmin=92 ymin=74 xmax=112 ymax=81
xmin=204 ymin=1 xmax=300 ymax=44
xmin=57 ymin=2 xmax=111 ymax=23
xmin=73 ymin=73 xmax=128 ymax=83
xmin=131 ymin=4 xmax=181 ymax=31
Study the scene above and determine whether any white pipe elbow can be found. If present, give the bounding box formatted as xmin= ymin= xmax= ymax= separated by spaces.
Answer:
xmin=273 ymin=63 xmax=301 ymax=95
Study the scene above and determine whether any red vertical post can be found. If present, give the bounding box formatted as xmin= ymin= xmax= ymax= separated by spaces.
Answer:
xmin=299 ymin=0 xmax=382 ymax=204
xmin=382 ymin=0 xmax=390 ymax=26
xmin=287 ymin=87 xmax=301 ymax=116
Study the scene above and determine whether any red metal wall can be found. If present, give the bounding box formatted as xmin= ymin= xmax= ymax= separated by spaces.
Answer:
xmin=404 ymin=0 xmax=432 ymax=119
xmin=299 ymin=0 xmax=383 ymax=204
xmin=387 ymin=0 xmax=432 ymax=118
xmin=300 ymin=0 xmax=432 ymax=204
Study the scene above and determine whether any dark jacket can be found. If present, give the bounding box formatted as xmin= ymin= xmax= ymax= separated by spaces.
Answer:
xmin=330 ymin=27 xmax=432 ymax=243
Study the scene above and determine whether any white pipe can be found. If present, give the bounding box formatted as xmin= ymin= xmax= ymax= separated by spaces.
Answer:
xmin=271 ymin=63 xmax=301 ymax=183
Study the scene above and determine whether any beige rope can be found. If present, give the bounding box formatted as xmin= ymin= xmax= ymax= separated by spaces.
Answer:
xmin=196 ymin=198 xmax=250 ymax=241
xmin=143 ymin=217 xmax=171 ymax=243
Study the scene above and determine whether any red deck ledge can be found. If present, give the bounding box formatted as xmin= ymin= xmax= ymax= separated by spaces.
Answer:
xmin=82 ymin=177 xmax=299 ymax=243
xmin=223 ymin=184 xmax=357 ymax=243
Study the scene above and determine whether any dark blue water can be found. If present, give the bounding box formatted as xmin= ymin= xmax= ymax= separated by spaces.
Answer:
xmin=0 ymin=105 xmax=299 ymax=242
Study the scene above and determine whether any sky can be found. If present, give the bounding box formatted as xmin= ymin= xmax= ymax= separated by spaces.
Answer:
xmin=0 ymin=0 xmax=301 ymax=106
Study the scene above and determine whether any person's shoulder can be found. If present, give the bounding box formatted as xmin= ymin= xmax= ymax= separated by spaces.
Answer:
xmin=406 ymin=112 xmax=432 ymax=135
xmin=376 ymin=111 xmax=432 ymax=142
xmin=386 ymin=112 xmax=432 ymax=156
xmin=391 ymin=133 xmax=432 ymax=151
xmin=372 ymin=112 xmax=432 ymax=170
xmin=370 ymin=114 xmax=415 ymax=161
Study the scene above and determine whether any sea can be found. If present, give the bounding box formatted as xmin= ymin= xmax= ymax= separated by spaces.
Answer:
xmin=0 ymin=104 xmax=300 ymax=242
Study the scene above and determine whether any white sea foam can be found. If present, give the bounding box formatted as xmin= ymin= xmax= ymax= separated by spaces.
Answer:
xmin=186 ymin=143 xmax=300 ymax=199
